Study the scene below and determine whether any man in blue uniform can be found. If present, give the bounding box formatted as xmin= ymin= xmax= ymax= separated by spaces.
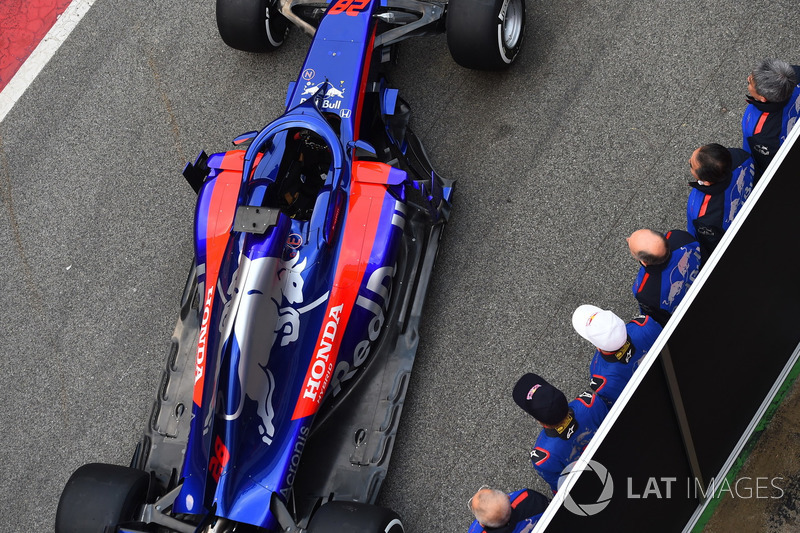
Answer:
xmin=627 ymin=228 xmax=701 ymax=327
xmin=572 ymin=304 xmax=662 ymax=407
xmin=741 ymin=58 xmax=800 ymax=182
xmin=467 ymin=487 xmax=549 ymax=533
xmin=512 ymin=373 xmax=608 ymax=494
xmin=686 ymin=143 xmax=754 ymax=265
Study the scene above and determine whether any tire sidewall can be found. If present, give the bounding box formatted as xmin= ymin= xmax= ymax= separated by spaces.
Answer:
xmin=216 ymin=0 xmax=288 ymax=53
xmin=264 ymin=2 xmax=289 ymax=48
xmin=446 ymin=0 xmax=526 ymax=70
xmin=306 ymin=501 xmax=405 ymax=533
xmin=495 ymin=0 xmax=525 ymax=65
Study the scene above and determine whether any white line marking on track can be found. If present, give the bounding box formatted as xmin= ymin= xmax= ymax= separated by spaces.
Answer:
xmin=0 ymin=0 xmax=98 ymax=125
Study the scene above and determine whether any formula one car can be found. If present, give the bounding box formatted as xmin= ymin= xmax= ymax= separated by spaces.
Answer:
xmin=56 ymin=1 xmax=524 ymax=532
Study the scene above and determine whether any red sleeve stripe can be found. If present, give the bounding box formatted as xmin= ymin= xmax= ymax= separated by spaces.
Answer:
xmin=698 ymin=194 xmax=712 ymax=217
xmin=637 ymin=272 xmax=650 ymax=294
xmin=510 ymin=491 xmax=529 ymax=508
xmin=754 ymin=112 xmax=769 ymax=135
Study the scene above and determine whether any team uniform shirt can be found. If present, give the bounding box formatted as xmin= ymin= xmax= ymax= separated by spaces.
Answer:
xmin=631 ymin=230 xmax=701 ymax=327
xmin=467 ymin=489 xmax=550 ymax=533
xmin=741 ymin=65 xmax=800 ymax=182
xmin=529 ymin=391 xmax=608 ymax=493
xmin=686 ymin=148 xmax=754 ymax=265
xmin=589 ymin=315 xmax=662 ymax=407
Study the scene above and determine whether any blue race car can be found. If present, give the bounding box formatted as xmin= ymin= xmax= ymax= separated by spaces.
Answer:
xmin=56 ymin=2 xmax=524 ymax=532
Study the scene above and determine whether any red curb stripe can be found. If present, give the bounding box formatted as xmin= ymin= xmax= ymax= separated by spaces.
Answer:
xmin=0 ymin=0 xmax=73 ymax=90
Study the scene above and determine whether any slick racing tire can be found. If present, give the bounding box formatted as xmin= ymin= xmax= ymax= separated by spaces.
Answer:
xmin=55 ymin=463 xmax=149 ymax=533
xmin=307 ymin=501 xmax=404 ymax=533
xmin=216 ymin=0 xmax=289 ymax=53
xmin=446 ymin=0 xmax=525 ymax=70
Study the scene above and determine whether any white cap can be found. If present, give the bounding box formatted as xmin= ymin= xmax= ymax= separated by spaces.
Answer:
xmin=572 ymin=305 xmax=627 ymax=352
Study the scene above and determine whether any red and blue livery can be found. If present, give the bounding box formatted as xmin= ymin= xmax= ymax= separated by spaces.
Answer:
xmin=56 ymin=1 xmax=525 ymax=532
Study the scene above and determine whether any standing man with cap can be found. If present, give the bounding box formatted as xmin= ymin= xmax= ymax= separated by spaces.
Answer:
xmin=627 ymin=228 xmax=701 ymax=327
xmin=572 ymin=304 xmax=662 ymax=407
xmin=467 ymin=487 xmax=550 ymax=533
xmin=512 ymin=374 xmax=608 ymax=494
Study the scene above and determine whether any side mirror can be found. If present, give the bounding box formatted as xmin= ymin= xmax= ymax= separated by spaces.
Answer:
xmin=347 ymin=140 xmax=378 ymax=159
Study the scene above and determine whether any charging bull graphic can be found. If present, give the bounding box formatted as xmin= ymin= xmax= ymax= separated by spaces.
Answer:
xmin=221 ymin=253 xmax=327 ymax=444
xmin=302 ymin=81 xmax=346 ymax=99
xmin=665 ymin=247 xmax=700 ymax=308
xmin=727 ymin=163 xmax=754 ymax=226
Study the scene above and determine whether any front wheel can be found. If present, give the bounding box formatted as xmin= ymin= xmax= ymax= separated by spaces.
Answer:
xmin=306 ymin=501 xmax=404 ymax=533
xmin=216 ymin=0 xmax=289 ymax=53
xmin=446 ymin=0 xmax=526 ymax=70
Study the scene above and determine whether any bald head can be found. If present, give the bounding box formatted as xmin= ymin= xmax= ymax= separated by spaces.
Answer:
xmin=470 ymin=488 xmax=512 ymax=528
xmin=628 ymin=229 xmax=669 ymax=266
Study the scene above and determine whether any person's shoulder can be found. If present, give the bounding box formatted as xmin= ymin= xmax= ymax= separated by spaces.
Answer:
xmin=510 ymin=516 xmax=542 ymax=533
xmin=668 ymin=230 xmax=701 ymax=258
xmin=687 ymin=183 xmax=707 ymax=196
xmin=509 ymin=489 xmax=550 ymax=526
xmin=509 ymin=488 xmax=549 ymax=511
xmin=728 ymin=147 xmax=752 ymax=169
xmin=576 ymin=390 xmax=610 ymax=423
xmin=530 ymin=445 xmax=552 ymax=467
xmin=628 ymin=314 xmax=662 ymax=332
xmin=572 ymin=390 xmax=608 ymax=416
xmin=627 ymin=315 xmax=662 ymax=352
xmin=666 ymin=229 xmax=696 ymax=247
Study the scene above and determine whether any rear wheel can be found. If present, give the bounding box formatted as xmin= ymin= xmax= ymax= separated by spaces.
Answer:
xmin=307 ymin=501 xmax=404 ymax=533
xmin=216 ymin=0 xmax=289 ymax=53
xmin=446 ymin=0 xmax=525 ymax=70
xmin=55 ymin=463 xmax=149 ymax=533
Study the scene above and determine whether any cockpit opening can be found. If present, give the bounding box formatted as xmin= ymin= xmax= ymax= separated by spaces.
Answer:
xmin=269 ymin=128 xmax=332 ymax=220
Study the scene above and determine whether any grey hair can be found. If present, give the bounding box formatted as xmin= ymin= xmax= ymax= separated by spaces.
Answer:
xmin=470 ymin=488 xmax=512 ymax=528
xmin=752 ymin=58 xmax=797 ymax=102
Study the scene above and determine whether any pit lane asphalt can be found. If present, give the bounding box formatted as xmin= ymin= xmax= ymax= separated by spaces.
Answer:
xmin=1 ymin=1 xmax=798 ymax=531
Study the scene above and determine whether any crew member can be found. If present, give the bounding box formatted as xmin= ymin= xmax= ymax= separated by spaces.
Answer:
xmin=741 ymin=58 xmax=800 ymax=182
xmin=513 ymin=373 xmax=608 ymax=493
xmin=627 ymin=228 xmax=701 ymax=327
xmin=467 ymin=487 xmax=550 ymax=533
xmin=572 ymin=304 xmax=662 ymax=407
xmin=686 ymin=143 xmax=754 ymax=264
